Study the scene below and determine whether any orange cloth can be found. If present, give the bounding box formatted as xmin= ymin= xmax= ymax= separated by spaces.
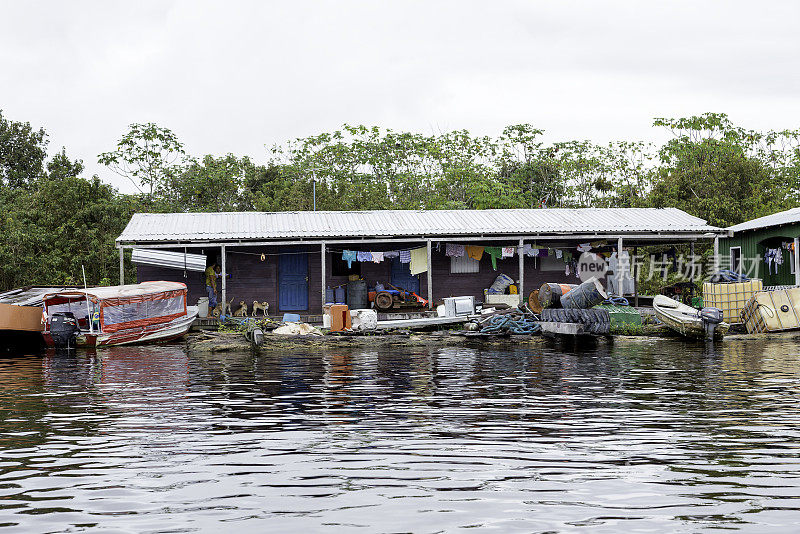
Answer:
xmin=466 ymin=245 xmax=484 ymax=261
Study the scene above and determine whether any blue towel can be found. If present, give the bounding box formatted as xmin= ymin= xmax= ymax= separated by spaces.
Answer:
xmin=342 ymin=250 xmax=357 ymax=268
xmin=399 ymin=250 xmax=411 ymax=263
xmin=357 ymin=251 xmax=372 ymax=262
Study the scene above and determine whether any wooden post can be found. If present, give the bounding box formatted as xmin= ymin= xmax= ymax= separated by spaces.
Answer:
xmin=321 ymin=242 xmax=327 ymax=310
xmin=713 ymin=236 xmax=720 ymax=273
xmin=221 ymin=245 xmax=227 ymax=317
xmin=690 ymin=241 xmax=695 ymax=284
xmin=617 ymin=236 xmax=624 ymax=297
xmin=426 ymin=239 xmax=433 ymax=310
xmin=794 ymin=237 xmax=799 ymax=286
xmin=119 ymin=246 xmax=124 ymax=285
xmin=518 ymin=238 xmax=524 ymax=306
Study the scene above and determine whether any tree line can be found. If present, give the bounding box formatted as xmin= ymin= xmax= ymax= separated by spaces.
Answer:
xmin=1 ymin=110 xmax=798 ymax=290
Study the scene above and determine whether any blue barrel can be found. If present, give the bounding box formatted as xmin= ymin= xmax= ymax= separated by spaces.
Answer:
xmin=561 ymin=279 xmax=608 ymax=309
xmin=334 ymin=286 xmax=346 ymax=304
xmin=346 ymin=280 xmax=369 ymax=310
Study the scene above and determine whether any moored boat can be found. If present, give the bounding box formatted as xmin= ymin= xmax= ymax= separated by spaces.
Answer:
xmin=653 ymin=295 xmax=728 ymax=340
xmin=42 ymin=281 xmax=197 ymax=348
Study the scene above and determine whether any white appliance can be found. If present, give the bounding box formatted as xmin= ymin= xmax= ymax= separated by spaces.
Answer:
xmin=443 ymin=296 xmax=475 ymax=317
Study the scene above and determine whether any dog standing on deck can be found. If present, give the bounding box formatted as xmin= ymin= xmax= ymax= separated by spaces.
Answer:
xmin=252 ymin=301 xmax=269 ymax=317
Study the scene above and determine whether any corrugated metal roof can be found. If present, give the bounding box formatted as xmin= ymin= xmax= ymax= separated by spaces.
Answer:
xmin=43 ymin=281 xmax=187 ymax=302
xmin=117 ymin=208 xmax=721 ymax=243
xmin=728 ymin=207 xmax=800 ymax=234
xmin=131 ymin=249 xmax=207 ymax=272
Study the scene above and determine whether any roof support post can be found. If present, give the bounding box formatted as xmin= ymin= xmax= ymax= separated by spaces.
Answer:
xmin=221 ymin=245 xmax=227 ymax=318
xmin=518 ymin=238 xmax=524 ymax=306
xmin=713 ymin=236 xmax=720 ymax=273
xmin=617 ymin=236 xmax=624 ymax=297
xmin=119 ymin=246 xmax=125 ymax=286
xmin=633 ymin=246 xmax=639 ymax=307
xmin=426 ymin=239 xmax=433 ymax=310
xmin=690 ymin=241 xmax=695 ymax=285
xmin=321 ymin=242 xmax=327 ymax=312
xmin=794 ymin=237 xmax=799 ymax=287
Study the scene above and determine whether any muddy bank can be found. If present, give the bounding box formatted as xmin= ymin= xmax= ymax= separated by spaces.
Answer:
xmin=187 ymin=330 xmax=553 ymax=353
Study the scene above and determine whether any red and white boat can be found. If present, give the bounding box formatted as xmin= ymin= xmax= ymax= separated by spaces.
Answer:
xmin=42 ymin=281 xmax=198 ymax=348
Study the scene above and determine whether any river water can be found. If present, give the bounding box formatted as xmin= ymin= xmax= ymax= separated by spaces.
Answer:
xmin=1 ymin=339 xmax=800 ymax=533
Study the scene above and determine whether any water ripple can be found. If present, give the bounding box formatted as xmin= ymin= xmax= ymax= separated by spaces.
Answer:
xmin=1 ymin=340 xmax=800 ymax=531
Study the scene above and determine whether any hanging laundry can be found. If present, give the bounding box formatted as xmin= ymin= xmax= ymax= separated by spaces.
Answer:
xmin=357 ymin=251 xmax=372 ymax=262
xmin=555 ymin=249 xmax=563 ymax=259
xmin=563 ymin=251 xmax=573 ymax=262
xmin=466 ymin=245 xmax=484 ymax=261
xmin=371 ymin=252 xmax=384 ymax=263
xmin=342 ymin=250 xmax=357 ymax=268
xmin=501 ymin=247 xmax=515 ymax=258
xmin=484 ymin=247 xmax=502 ymax=270
xmin=446 ymin=243 xmax=465 ymax=257
xmin=399 ymin=250 xmax=411 ymax=263
xmin=565 ymin=264 xmax=570 ymax=276
xmin=538 ymin=249 xmax=549 ymax=257
xmin=577 ymin=243 xmax=592 ymax=253
xmin=384 ymin=251 xmax=399 ymax=259
xmin=521 ymin=244 xmax=534 ymax=257
xmin=409 ymin=247 xmax=428 ymax=275
xmin=531 ymin=248 xmax=540 ymax=257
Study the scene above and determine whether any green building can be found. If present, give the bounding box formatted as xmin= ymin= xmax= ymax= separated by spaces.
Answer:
xmin=719 ymin=208 xmax=800 ymax=287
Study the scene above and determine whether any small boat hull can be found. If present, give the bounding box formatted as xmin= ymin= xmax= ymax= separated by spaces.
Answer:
xmin=44 ymin=309 xmax=197 ymax=348
xmin=653 ymin=295 xmax=728 ymax=340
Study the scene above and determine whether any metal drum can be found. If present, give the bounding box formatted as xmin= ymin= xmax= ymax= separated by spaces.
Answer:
xmin=538 ymin=283 xmax=578 ymax=308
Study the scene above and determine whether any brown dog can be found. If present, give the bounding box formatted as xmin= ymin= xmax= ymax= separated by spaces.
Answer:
xmin=234 ymin=301 xmax=248 ymax=317
xmin=252 ymin=301 xmax=269 ymax=316
xmin=212 ymin=298 xmax=235 ymax=318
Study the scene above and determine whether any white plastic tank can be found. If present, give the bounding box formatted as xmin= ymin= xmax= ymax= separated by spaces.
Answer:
xmin=198 ymin=297 xmax=209 ymax=318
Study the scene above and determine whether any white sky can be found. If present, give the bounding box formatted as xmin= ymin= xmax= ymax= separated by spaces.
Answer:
xmin=1 ymin=0 xmax=799 ymax=193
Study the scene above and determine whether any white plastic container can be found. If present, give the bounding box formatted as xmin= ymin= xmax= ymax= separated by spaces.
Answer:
xmin=197 ymin=297 xmax=209 ymax=318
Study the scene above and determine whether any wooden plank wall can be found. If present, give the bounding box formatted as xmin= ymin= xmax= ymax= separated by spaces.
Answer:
xmin=136 ymin=244 xmax=582 ymax=315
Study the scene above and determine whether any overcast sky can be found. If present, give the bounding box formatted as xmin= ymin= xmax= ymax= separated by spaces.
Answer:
xmin=2 ymin=0 xmax=799 ymax=193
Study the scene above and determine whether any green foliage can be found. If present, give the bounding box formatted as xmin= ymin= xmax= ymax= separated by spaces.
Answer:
xmin=2 ymin=108 xmax=800 ymax=293
xmin=98 ymin=123 xmax=185 ymax=199
xmin=0 ymin=110 xmax=48 ymax=189
xmin=648 ymin=113 xmax=798 ymax=226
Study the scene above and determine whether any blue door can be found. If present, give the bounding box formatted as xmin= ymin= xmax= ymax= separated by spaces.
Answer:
xmin=390 ymin=257 xmax=420 ymax=293
xmin=279 ymin=253 xmax=309 ymax=311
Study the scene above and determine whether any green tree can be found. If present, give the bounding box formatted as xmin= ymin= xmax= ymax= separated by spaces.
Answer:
xmin=0 ymin=151 xmax=136 ymax=289
xmin=649 ymin=113 xmax=793 ymax=227
xmin=0 ymin=109 xmax=48 ymax=189
xmin=98 ymin=122 xmax=185 ymax=199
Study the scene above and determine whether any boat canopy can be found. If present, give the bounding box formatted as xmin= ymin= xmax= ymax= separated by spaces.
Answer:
xmin=43 ymin=281 xmax=188 ymax=333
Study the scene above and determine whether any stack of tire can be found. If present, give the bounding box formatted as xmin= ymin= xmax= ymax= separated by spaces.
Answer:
xmin=539 ymin=308 xmax=611 ymax=335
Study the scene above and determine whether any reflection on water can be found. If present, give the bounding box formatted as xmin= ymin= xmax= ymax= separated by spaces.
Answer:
xmin=1 ymin=340 xmax=800 ymax=531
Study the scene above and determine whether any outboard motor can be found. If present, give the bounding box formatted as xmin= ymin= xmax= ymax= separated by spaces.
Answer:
xmin=698 ymin=307 xmax=724 ymax=341
xmin=50 ymin=312 xmax=79 ymax=349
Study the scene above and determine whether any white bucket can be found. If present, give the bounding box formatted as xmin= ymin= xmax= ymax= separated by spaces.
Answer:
xmin=198 ymin=297 xmax=209 ymax=318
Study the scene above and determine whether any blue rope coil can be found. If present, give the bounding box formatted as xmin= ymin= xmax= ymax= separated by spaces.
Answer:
xmin=479 ymin=312 xmax=541 ymax=335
